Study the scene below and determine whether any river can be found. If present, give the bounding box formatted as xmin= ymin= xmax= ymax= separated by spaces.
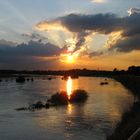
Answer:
xmin=0 ymin=76 xmax=134 ymax=140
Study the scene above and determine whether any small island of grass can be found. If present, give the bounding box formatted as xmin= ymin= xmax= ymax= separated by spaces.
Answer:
xmin=16 ymin=89 xmax=88 ymax=111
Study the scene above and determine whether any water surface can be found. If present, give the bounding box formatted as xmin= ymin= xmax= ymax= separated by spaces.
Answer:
xmin=0 ymin=77 xmax=134 ymax=140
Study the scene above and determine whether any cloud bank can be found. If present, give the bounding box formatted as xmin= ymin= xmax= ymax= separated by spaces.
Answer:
xmin=0 ymin=40 xmax=60 ymax=57
xmin=36 ymin=9 xmax=140 ymax=53
xmin=0 ymin=40 xmax=62 ymax=69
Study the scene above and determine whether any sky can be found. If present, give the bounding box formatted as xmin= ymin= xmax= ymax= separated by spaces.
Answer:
xmin=0 ymin=0 xmax=140 ymax=70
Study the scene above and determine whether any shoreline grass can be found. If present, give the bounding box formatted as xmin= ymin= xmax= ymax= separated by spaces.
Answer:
xmin=107 ymin=75 xmax=140 ymax=140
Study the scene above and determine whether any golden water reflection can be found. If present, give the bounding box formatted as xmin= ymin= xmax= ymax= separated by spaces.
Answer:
xmin=67 ymin=76 xmax=72 ymax=99
xmin=67 ymin=103 xmax=73 ymax=115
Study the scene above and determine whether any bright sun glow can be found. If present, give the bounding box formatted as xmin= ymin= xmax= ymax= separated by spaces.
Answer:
xmin=66 ymin=51 xmax=80 ymax=63
xmin=67 ymin=55 xmax=74 ymax=63
xmin=67 ymin=76 xmax=72 ymax=99
xmin=60 ymin=47 xmax=80 ymax=64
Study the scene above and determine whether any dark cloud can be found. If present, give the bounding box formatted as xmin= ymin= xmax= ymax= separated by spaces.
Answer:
xmin=59 ymin=12 xmax=140 ymax=38
xmin=37 ymin=11 xmax=140 ymax=52
xmin=109 ymin=36 xmax=140 ymax=52
xmin=112 ymin=13 xmax=140 ymax=52
xmin=0 ymin=40 xmax=61 ymax=69
xmin=0 ymin=40 xmax=60 ymax=57
xmin=59 ymin=13 xmax=122 ymax=34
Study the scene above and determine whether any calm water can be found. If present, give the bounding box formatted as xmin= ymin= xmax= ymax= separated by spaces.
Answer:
xmin=0 ymin=76 xmax=134 ymax=140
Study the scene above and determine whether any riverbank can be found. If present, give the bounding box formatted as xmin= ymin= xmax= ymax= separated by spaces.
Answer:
xmin=113 ymin=75 xmax=140 ymax=99
xmin=107 ymin=75 xmax=140 ymax=140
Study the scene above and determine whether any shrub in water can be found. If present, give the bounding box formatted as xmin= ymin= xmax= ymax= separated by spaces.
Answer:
xmin=69 ymin=89 xmax=88 ymax=103
xmin=49 ymin=91 xmax=68 ymax=105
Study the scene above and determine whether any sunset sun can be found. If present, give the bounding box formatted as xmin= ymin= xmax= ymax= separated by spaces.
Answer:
xmin=67 ymin=54 xmax=74 ymax=63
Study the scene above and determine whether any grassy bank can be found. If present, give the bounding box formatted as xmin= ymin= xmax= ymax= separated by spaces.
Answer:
xmin=107 ymin=75 xmax=140 ymax=140
xmin=114 ymin=75 xmax=140 ymax=99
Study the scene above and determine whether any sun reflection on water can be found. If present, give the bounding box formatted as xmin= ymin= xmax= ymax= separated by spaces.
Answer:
xmin=67 ymin=76 xmax=72 ymax=99
xmin=67 ymin=103 xmax=72 ymax=115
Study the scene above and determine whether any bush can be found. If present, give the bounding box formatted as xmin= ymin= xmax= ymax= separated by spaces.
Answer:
xmin=49 ymin=91 xmax=68 ymax=105
xmin=69 ymin=89 xmax=88 ymax=103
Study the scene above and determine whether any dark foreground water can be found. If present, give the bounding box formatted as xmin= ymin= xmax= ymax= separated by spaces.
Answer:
xmin=0 ymin=77 xmax=134 ymax=140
